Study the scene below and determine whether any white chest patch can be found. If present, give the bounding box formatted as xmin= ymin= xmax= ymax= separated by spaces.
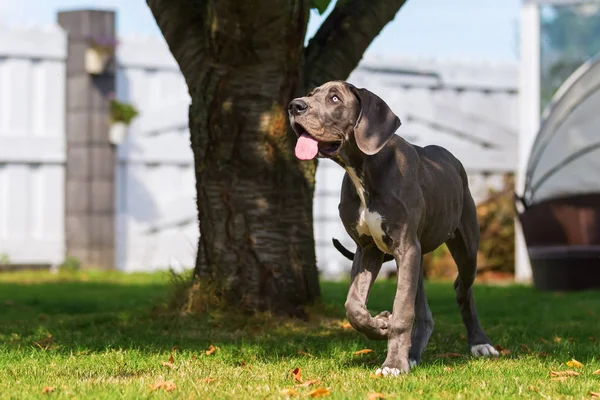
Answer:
xmin=346 ymin=168 xmax=390 ymax=254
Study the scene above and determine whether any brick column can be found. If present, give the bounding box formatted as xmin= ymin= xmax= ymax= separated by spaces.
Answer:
xmin=58 ymin=10 xmax=116 ymax=269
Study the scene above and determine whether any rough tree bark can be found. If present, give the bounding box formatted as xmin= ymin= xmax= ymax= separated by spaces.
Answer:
xmin=147 ymin=0 xmax=407 ymax=316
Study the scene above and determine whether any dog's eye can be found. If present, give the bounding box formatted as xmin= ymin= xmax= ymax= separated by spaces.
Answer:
xmin=331 ymin=95 xmax=340 ymax=103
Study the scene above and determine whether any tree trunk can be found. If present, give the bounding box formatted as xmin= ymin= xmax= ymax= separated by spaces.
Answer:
xmin=148 ymin=0 xmax=319 ymax=315
xmin=147 ymin=0 xmax=408 ymax=315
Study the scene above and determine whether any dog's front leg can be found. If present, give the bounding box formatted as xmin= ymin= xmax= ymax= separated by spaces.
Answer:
xmin=378 ymin=242 xmax=421 ymax=376
xmin=344 ymin=244 xmax=387 ymax=340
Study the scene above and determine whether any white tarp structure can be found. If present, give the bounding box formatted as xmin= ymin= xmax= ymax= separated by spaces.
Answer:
xmin=523 ymin=54 xmax=600 ymax=205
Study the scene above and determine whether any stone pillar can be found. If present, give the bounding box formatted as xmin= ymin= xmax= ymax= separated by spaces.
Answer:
xmin=58 ymin=10 xmax=116 ymax=269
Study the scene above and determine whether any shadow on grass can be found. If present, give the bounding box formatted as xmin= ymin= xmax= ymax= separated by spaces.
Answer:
xmin=1 ymin=273 xmax=599 ymax=368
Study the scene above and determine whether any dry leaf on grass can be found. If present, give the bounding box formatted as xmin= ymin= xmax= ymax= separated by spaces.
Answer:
xmin=591 ymin=392 xmax=600 ymax=398
xmin=297 ymin=379 xmax=320 ymax=387
xmin=292 ymin=367 xmax=302 ymax=383
xmin=566 ymin=359 xmax=583 ymax=368
xmin=309 ymin=388 xmax=331 ymax=398
xmin=205 ymin=345 xmax=216 ymax=355
xmin=281 ymin=388 xmax=299 ymax=397
xmin=494 ymin=345 xmax=512 ymax=356
xmin=550 ymin=370 xmax=579 ymax=377
xmin=520 ymin=344 xmax=531 ymax=353
xmin=150 ymin=380 xmax=177 ymax=392
xmin=341 ymin=322 xmax=352 ymax=330
xmin=161 ymin=353 xmax=175 ymax=368
xmin=41 ymin=387 xmax=55 ymax=394
xmin=353 ymin=349 xmax=373 ymax=355
xmin=537 ymin=338 xmax=549 ymax=344
xmin=297 ymin=350 xmax=314 ymax=358
xmin=550 ymin=377 xmax=569 ymax=382
xmin=200 ymin=378 xmax=216 ymax=383
xmin=34 ymin=335 xmax=54 ymax=350
xmin=553 ymin=337 xmax=562 ymax=343
xmin=592 ymin=369 xmax=600 ymax=375
xmin=437 ymin=352 xmax=463 ymax=358
xmin=443 ymin=367 xmax=454 ymax=372
xmin=370 ymin=373 xmax=381 ymax=379
xmin=367 ymin=393 xmax=386 ymax=400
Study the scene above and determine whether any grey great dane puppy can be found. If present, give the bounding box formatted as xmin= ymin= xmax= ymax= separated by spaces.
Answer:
xmin=287 ymin=81 xmax=499 ymax=376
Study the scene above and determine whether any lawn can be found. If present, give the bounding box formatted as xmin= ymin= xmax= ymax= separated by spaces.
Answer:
xmin=1 ymin=270 xmax=600 ymax=399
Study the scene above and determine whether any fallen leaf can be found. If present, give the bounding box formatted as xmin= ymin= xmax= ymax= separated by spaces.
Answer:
xmin=42 ymin=387 xmax=55 ymax=394
xmin=437 ymin=352 xmax=463 ymax=358
xmin=567 ymin=337 xmax=575 ymax=343
xmin=309 ymin=388 xmax=331 ymax=398
xmin=520 ymin=344 xmax=531 ymax=353
xmin=168 ymin=353 xmax=175 ymax=363
xmin=205 ymin=345 xmax=216 ymax=355
xmin=292 ymin=367 xmax=302 ymax=383
xmin=537 ymin=352 xmax=549 ymax=357
xmin=528 ymin=385 xmax=538 ymax=392
xmin=297 ymin=350 xmax=314 ymax=358
xmin=553 ymin=337 xmax=562 ymax=343
xmin=459 ymin=334 xmax=466 ymax=340
xmin=353 ymin=349 xmax=373 ymax=355
xmin=591 ymin=392 xmax=600 ymax=398
xmin=550 ymin=377 xmax=569 ymax=382
xmin=592 ymin=369 xmax=600 ymax=375
xmin=566 ymin=359 xmax=583 ymax=368
xmin=200 ymin=378 xmax=216 ymax=383
xmin=33 ymin=335 xmax=54 ymax=350
xmin=494 ymin=344 xmax=511 ymax=356
xmin=367 ymin=393 xmax=386 ymax=400
xmin=171 ymin=346 xmax=178 ymax=352
xmin=537 ymin=338 xmax=549 ymax=344
xmin=550 ymin=370 xmax=579 ymax=377
xmin=443 ymin=367 xmax=454 ymax=372
xmin=341 ymin=322 xmax=352 ymax=330
xmin=369 ymin=373 xmax=381 ymax=379
xmin=150 ymin=380 xmax=177 ymax=392
xmin=281 ymin=388 xmax=299 ymax=397
xmin=297 ymin=379 xmax=320 ymax=387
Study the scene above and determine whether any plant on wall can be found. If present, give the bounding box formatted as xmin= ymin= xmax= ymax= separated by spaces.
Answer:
xmin=109 ymin=99 xmax=139 ymax=126
xmin=108 ymin=95 xmax=138 ymax=145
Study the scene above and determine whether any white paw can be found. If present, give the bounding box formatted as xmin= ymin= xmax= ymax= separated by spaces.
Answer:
xmin=375 ymin=367 xmax=403 ymax=377
xmin=471 ymin=343 xmax=499 ymax=357
xmin=409 ymin=359 xmax=418 ymax=369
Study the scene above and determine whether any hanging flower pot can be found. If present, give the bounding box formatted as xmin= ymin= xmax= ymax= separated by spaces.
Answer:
xmin=85 ymin=47 xmax=112 ymax=75
xmin=109 ymin=122 xmax=128 ymax=145
xmin=84 ymin=35 xmax=118 ymax=75
xmin=108 ymin=96 xmax=139 ymax=146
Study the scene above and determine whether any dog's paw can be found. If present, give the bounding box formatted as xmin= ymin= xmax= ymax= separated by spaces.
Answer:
xmin=375 ymin=367 xmax=403 ymax=377
xmin=471 ymin=343 xmax=499 ymax=357
xmin=409 ymin=359 xmax=418 ymax=369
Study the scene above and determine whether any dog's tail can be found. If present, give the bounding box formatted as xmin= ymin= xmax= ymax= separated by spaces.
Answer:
xmin=331 ymin=238 xmax=394 ymax=262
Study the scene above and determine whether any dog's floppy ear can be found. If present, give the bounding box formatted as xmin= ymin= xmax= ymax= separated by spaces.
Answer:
xmin=350 ymin=86 xmax=401 ymax=155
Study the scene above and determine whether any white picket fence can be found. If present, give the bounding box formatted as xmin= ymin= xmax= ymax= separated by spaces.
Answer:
xmin=0 ymin=23 xmax=519 ymax=277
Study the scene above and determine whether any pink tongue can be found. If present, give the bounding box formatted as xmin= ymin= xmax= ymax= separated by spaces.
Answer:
xmin=295 ymin=133 xmax=319 ymax=160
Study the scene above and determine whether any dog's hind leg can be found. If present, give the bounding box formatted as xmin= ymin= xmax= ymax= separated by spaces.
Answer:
xmin=408 ymin=256 xmax=434 ymax=366
xmin=445 ymin=195 xmax=499 ymax=358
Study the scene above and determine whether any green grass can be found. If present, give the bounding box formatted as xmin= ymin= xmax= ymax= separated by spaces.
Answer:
xmin=1 ymin=270 xmax=600 ymax=399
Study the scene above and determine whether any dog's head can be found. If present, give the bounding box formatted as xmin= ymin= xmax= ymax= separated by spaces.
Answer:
xmin=287 ymin=81 xmax=401 ymax=160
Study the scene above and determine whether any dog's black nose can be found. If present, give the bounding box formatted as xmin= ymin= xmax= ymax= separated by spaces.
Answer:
xmin=288 ymin=99 xmax=308 ymax=116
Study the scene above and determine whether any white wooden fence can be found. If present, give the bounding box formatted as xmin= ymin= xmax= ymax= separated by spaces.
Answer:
xmin=0 ymin=23 xmax=519 ymax=277
xmin=0 ymin=24 xmax=67 ymax=266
